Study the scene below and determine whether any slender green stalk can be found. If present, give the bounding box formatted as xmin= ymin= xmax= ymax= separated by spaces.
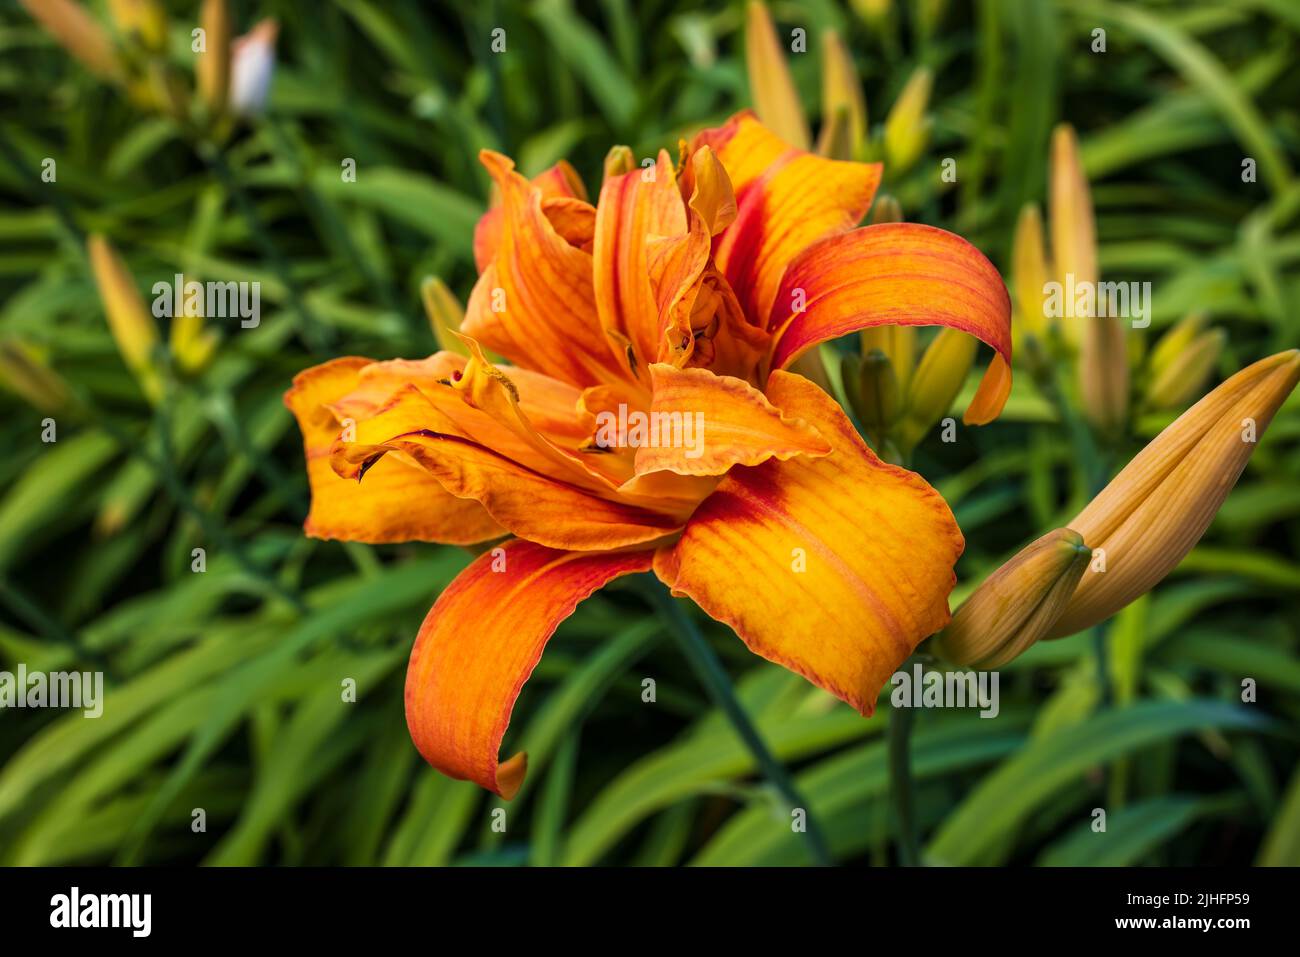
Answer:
xmin=198 ymin=143 xmax=331 ymax=353
xmin=888 ymin=673 xmax=921 ymax=866
xmin=152 ymin=396 xmax=308 ymax=614
xmin=646 ymin=580 xmax=834 ymax=866
xmin=0 ymin=577 xmax=116 ymax=678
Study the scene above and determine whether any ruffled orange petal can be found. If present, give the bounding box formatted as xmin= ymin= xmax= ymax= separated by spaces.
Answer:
xmin=769 ymin=223 xmax=1013 ymax=424
xmin=632 ymin=363 xmax=830 ymax=476
xmin=462 ymin=151 xmax=622 ymax=389
xmin=473 ymin=159 xmax=587 ymax=273
xmin=644 ymin=147 xmax=770 ymax=378
xmin=594 ymin=150 xmax=689 ymax=373
xmin=653 ymin=370 xmax=963 ymax=713
xmin=333 ymin=351 xmax=587 ymax=484
xmin=329 ymin=384 xmax=683 ymax=551
xmin=406 ymin=540 xmax=653 ymax=798
xmin=284 ymin=357 xmax=501 ymax=545
xmin=694 ymin=110 xmax=881 ymax=325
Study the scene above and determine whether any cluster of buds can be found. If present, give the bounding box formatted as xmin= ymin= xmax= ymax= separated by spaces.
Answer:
xmin=1012 ymin=125 xmax=1129 ymax=434
xmin=19 ymin=0 xmax=278 ymax=131
xmin=1014 ymin=124 xmax=1229 ymax=433
xmin=844 ymin=322 xmax=981 ymax=461
xmin=744 ymin=0 xmax=932 ymax=172
xmin=938 ymin=349 xmax=1300 ymax=666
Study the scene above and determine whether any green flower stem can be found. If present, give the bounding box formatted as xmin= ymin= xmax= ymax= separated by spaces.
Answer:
xmin=888 ymin=688 xmax=921 ymax=866
xmin=646 ymin=580 xmax=834 ymax=866
xmin=198 ymin=142 xmax=331 ymax=353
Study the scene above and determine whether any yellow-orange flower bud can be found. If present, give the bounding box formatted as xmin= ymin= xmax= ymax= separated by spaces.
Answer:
xmin=744 ymin=1 xmax=810 ymax=150
xmin=883 ymin=67 xmax=932 ymax=174
xmin=1145 ymin=318 xmax=1224 ymax=410
xmin=197 ymin=0 xmax=231 ymax=116
xmin=1012 ymin=203 xmax=1051 ymax=344
xmin=87 ymin=235 xmax=163 ymax=404
xmin=897 ymin=327 xmax=975 ymax=450
xmin=107 ymin=0 xmax=168 ymax=53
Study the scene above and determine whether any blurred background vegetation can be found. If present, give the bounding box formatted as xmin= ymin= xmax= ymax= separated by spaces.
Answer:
xmin=0 ymin=0 xmax=1298 ymax=866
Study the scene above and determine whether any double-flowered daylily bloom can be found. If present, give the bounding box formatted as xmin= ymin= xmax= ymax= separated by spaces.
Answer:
xmin=286 ymin=112 xmax=1012 ymax=797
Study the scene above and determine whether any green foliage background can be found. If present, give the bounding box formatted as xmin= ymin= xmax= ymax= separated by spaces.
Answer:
xmin=1 ymin=0 xmax=1298 ymax=866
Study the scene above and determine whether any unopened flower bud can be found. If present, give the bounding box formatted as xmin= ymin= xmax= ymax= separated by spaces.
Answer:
xmin=229 ymin=19 xmax=277 ymax=117
xmin=87 ymin=235 xmax=163 ymax=404
xmin=1145 ymin=320 xmax=1224 ymax=411
xmin=935 ymin=528 xmax=1091 ymax=668
xmin=744 ymin=1 xmax=810 ymax=150
xmin=107 ymin=0 xmax=168 ymax=53
xmin=897 ymin=327 xmax=975 ymax=450
xmin=1049 ymin=350 xmax=1300 ymax=638
xmin=883 ymin=67 xmax=932 ymax=174
xmin=1079 ymin=314 xmax=1129 ymax=434
xmin=19 ymin=0 xmax=124 ymax=83
xmin=1012 ymin=203 xmax=1051 ymax=344
xmin=197 ymin=0 xmax=231 ymax=116
xmin=855 ymin=348 xmax=899 ymax=443
xmin=816 ymin=30 xmax=866 ymax=161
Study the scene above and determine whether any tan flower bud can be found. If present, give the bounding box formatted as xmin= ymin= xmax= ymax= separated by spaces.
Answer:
xmin=935 ymin=528 xmax=1092 ymax=668
xmin=19 ymin=0 xmax=124 ymax=83
xmin=1049 ymin=124 xmax=1096 ymax=329
xmin=197 ymin=0 xmax=231 ymax=116
xmin=1048 ymin=350 xmax=1300 ymax=638
xmin=1079 ymin=313 xmax=1129 ymax=434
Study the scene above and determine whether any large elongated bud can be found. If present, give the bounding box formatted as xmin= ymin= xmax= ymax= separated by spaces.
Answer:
xmin=1048 ymin=350 xmax=1300 ymax=638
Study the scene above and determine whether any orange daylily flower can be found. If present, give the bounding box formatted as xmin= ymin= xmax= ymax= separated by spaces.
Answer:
xmin=286 ymin=112 xmax=1012 ymax=798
